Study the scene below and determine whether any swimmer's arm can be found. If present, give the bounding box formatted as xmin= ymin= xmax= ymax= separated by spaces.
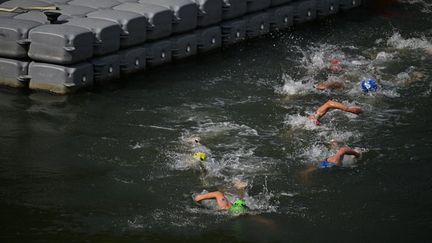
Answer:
xmin=315 ymin=81 xmax=344 ymax=91
xmin=341 ymin=147 xmax=361 ymax=158
xmin=194 ymin=191 xmax=225 ymax=202
xmin=310 ymin=100 xmax=339 ymax=122
xmin=324 ymin=100 xmax=363 ymax=114
xmin=313 ymin=100 xmax=342 ymax=118
xmin=328 ymin=147 xmax=361 ymax=166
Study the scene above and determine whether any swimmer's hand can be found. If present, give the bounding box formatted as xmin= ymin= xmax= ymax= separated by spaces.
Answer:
xmin=352 ymin=149 xmax=362 ymax=158
xmin=353 ymin=148 xmax=364 ymax=159
xmin=308 ymin=115 xmax=321 ymax=126
xmin=194 ymin=195 xmax=203 ymax=202
xmin=315 ymin=81 xmax=345 ymax=91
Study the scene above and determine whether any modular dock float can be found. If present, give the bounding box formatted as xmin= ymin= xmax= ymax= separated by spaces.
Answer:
xmin=0 ymin=0 xmax=362 ymax=94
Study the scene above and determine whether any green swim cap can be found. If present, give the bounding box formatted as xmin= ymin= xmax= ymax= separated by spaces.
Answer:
xmin=229 ymin=199 xmax=247 ymax=215
xmin=193 ymin=152 xmax=207 ymax=161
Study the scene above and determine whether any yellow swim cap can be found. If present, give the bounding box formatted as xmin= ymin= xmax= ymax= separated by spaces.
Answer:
xmin=193 ymin=152 xmax=207 ymax=161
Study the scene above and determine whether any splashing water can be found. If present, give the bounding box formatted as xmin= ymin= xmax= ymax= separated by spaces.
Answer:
xmin=375 ymin=51 xmax=395 ymax=61
xmin=284 ymin=114 xmax=319 ymax=131
xmin=299 ymin=44 xmax=347 ymax=75
xmin=169 ymin=121 xmax=276 ymax=188
xmin=276 ymin=74 xmax=315 ymax=96
xmin=387 ymin=32 xmax=432 ymax=50
xmin=399 ymin=0 xmax=432 ymax=13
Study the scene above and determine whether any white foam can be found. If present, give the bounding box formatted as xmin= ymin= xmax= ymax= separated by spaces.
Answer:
xmin=127 ymin=217 xmax=144 ymax=229
xmin=387 ymin=32 xmax=432 ymax=50
xmin=275 ymin=73 xmax=314 ymax=96
xmin=399 ymin=0 xmax=432 ymax=13
xmin=280 ymin=192 xmax=297 ymax=197
xmin=298 ymin=143 xmax=363 ymax=168
xmin=167 ymin=133 xmax=213 ymax=171
xmin=242 ymin=176 xmax=277 ymax=212
xmin=299 ymin=144 xmax=333 ymax=162
xmin=169 ymin=121 xmax=272 ymax=184
xmin=381 ymin=89 xmax=401 ymax=98
xmin=130 ymin=142 xmax=146 ymax=150
xmin=316 ymin=130 xmax=359 ymax=143
xmin=197 ymin=122 xmax=259 ymax=137
xmin=284 ymin=114 xmax=319 ymax=130
xmin=375 ymin=51 xmax=395 ymax=61
xmin=423 ymin=82 xmax=432 ymax=96
xmin=113 ymin=176 xmax=134 ymax=184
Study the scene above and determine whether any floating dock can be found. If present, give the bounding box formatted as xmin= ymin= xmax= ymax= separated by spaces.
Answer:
xmin=0 ymin=0 xmax=362 ymax=94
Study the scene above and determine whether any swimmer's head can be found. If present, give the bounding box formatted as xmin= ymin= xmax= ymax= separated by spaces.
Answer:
xmin=187 ymin=137 xmax=200 ymax=144
xmin=330 ymin=65 xmax=342 ymax=73
xmin=361 ymin=79 xmax=379 ymax=93
xmin=330 ymin=58 xmax=341 ymax=65
xmin=229 ymin=199 xmax=247 ymax=215
xmin=329 ymin=59 xmax=342 ymax=73
xmin=193 ymin=152 xmax=207 ymax=161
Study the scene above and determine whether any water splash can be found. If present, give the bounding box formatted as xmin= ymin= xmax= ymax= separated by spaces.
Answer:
xmin=387 ymin=32 xmax=432 ymax=50
xmin=275 ymin=73 xmax=315 ymax=96
xmin=284 ymin=114 xmax=319 ymax=130
xmin=399 ymin=0 xmax=432 ymax=13
xmin=375 ymin=51 xmax=395 ymax=61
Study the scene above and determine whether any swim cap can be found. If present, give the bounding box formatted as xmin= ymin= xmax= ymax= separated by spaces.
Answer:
xmin=229 ymin=199 xmax=247 ymax=215
xmin=361 ymin=79 xmax=378 ymax=93
xmin=193 ymin=152 xmax=207 ymax=161
xmin=330 ymin=58 xmax=341 ymax=65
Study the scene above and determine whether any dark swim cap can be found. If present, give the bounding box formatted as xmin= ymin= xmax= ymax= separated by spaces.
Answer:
xmin=229 ymin=199 xmax=247 ymax=215
xmin=361 ymin=79 xmax=378 ymax=93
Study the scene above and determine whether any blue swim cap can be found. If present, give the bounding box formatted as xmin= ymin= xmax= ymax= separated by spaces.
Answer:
xmin=361 ymin=79 xmax=378 ymax=93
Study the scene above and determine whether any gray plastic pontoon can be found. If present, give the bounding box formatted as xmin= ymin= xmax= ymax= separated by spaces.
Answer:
xmin=86 ymin=9 xmax=148 ymax=47
xmin=0 ymin=0 xmax=364 ymax=93
xmin=28 ymin=24 xmax=94 ymax=64
xmin=113 ymin=2 xmax=172 ymax=40
xmin=28 ymin=61 xmax=94 ymax=94
xmin=0 ymin=19 xmax=41 ymax=58
xmin=139 ymin=0 xmax=198 ymax=34
xmin=0 ymin=58 xmax=30 ymax=88
xmin=64 ymin=17 xmax=122 ymax=56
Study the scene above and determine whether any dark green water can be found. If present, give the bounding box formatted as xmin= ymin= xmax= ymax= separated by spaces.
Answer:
xmin=1 ymin=2 xmax=432 ymax=242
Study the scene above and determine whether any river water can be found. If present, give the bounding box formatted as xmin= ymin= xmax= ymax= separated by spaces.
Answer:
xmin=1 ymin=1 xmax=432 ymax=242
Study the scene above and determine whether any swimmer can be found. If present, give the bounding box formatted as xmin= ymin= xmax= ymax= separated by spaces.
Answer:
xmin=329 ymin=58 xmax=343 ymax=73
xmin=361 ymin=79 xmax=379 ymax=93
xmin=300 ymin=145 xmax=362 ymax=183
xmin=194 ymin=191 xmax=248 ymax=214
xmin=193 ymin=151 xmax=207 ymax=162
xmin=426 ymin=48 xmax=432 ymax=55
xmin=308 ymin=100 xmax=363 ymax=125
xmin=316 ymin=78 xmax=380 ymax=93
xmin=318 ymin=146 xmax=361 ymax=168
xmin=315 ymin=80 xmax=345 ymax=91
xmin=185 ymin=136 xmax=202 ymax=146
xmin=193 ymin=151 xmax=208 ymax=174
xmin=189 ymin=136 xmax=210 ymax=169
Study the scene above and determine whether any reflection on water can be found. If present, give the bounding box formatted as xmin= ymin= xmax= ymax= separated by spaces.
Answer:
xmin=1 ymin=1 xmax=432 ymax=242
